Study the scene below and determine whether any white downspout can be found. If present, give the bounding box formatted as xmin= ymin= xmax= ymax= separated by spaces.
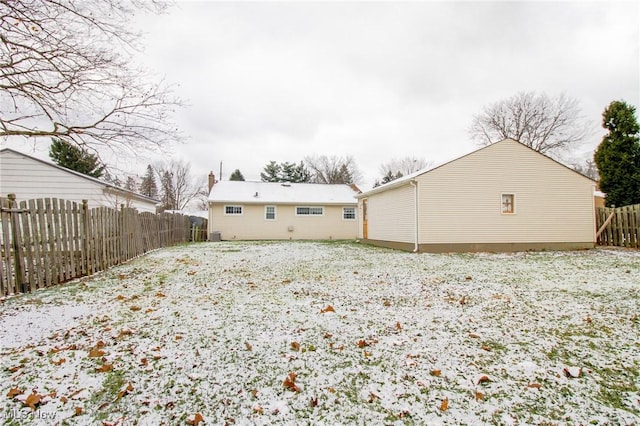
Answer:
xmin=410 ymin=180 xmax=419 ymax=252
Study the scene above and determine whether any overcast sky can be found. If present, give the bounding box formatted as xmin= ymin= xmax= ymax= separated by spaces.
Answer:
xmin=4 ymin=1 xmax=639 ymax=191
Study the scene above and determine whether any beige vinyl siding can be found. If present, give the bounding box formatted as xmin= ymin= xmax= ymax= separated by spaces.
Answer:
xmin=0 ymin=150 xmax=158 ymax=212
xmin=366 ymin=184 xmax=415 ymax=243
xmin=416 ymin=140 xmax=595 ymax=244
xmin=209 ymin=204 xmax=358 ymax=240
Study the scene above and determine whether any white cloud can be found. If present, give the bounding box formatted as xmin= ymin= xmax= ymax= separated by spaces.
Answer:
xmin=4 ymin=1 xmax=638 ymax=190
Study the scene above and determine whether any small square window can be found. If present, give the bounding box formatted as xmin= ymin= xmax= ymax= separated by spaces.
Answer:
xmin=343 ymin=207 xmax=356 ymax=220
xmin=225 ymin=205 xmax=243 ymax=215
xmin=501 ymin=194 xmax=515 ymax=214
xmin=265 ymin=205 xmax=276 ymax=220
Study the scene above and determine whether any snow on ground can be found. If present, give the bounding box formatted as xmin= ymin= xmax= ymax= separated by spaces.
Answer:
xmin=0 ymin=241 xmax=639 ymax=425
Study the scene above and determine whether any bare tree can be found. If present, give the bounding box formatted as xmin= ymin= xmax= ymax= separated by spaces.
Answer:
xmin=571 ymin=158 xmax=599 ymax=181
xmin=154 ymin=160 xmax=205 ymax=211
xmin=0 ymin=0 xmax=182 ymax=158
xmin=379 ymin=157 xmax=431 ymax=177
xmin=304 ymin=155 xmax=362 ymax=184
xmin=469 ymin=92 xmax=590 ymax=158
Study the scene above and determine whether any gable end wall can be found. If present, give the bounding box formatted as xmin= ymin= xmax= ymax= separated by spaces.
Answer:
xmin=415 ymin=140 xmax=595 ymax=244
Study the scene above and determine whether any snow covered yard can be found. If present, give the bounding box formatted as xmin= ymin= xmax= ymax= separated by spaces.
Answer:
xmin=1 ymin=241 xmax=639 ymax=425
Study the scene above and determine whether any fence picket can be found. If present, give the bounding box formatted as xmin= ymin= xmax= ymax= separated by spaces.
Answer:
xmin=28 ymin=199 xmax=44 ymax=289
xmin=596 ymin=204 xmax=640 ymax=248
xmin=1 ymin=197 xmax=16 ymax=295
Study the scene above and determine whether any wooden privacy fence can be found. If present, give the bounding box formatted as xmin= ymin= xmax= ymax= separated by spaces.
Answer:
xmin=0 ymin=195 xmax=208 ymax=296
xmin=595 ymin=204 xmax=640 ymax=248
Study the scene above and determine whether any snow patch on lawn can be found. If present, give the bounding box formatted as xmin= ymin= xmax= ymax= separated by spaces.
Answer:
xmin=0 ymin=242 xmax=639 ymax=425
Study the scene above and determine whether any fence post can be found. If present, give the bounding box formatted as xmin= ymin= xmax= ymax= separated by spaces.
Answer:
xmin=7 ymin=194 xmax=26 ymax=292
xmin=82 ymin=200 xmax=89 ymax=276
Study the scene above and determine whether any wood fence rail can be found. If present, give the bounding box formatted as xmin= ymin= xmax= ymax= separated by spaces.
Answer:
xmin=0 ymin=195 xmax=208 ymax=296
xmin=595 ymin=204 xmax=640 ymax=248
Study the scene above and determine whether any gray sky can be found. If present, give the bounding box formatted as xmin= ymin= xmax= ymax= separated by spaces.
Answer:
xmin=4 ymin=1 xmax=640 ymax=190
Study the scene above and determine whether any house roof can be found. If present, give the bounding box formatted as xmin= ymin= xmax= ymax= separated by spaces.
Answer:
xmin=208 ymin=180 xmax=359 ymax=205
xmin=0 ymin=147 xmax=160 ymax=204
xmin=356 ymin=138 xmax=598 ymax=198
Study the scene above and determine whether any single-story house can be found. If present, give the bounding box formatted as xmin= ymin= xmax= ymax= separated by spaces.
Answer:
xmin=207 ymin=179 xmax=360 ymax=240
xmin=356 ymin=138 xmax=598 ymax=253
xmin=0 ymin=148 xmax=160 ymax=213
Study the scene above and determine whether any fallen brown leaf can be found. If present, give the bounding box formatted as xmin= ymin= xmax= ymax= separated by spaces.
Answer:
xmin=283 ymin=372 xmax=301 ymax=392
xmin=88 ymin=348 xmax=106 ymax=358
xmin=320 ymin=305 xmax=335 ymax=314
xmin=96 ymin=364 xmax=113 ymax=373
xmin=7 ymin=388 xmax=23 ymax=398
xmin=440 ymin=397 xmax=449 ymax=411
xmin=24 ymin=392 xmax=42 ymax=410
xmin=116 ymin=383 xmax=134 ymax=400
xmin=477 ymin=375 xmax=491 ymax=384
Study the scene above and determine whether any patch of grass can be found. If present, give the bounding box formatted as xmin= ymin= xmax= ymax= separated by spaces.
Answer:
xmin=481 ymin=340 xmax=507 ymax=352
xmin=593 ymin=366 xmax=639 ymax=412
xmin=89 ymin=369 xmax=126 ymax=420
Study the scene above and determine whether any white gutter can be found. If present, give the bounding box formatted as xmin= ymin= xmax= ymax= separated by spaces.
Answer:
xmin=409 ymin=179 xmax=419 ymax=253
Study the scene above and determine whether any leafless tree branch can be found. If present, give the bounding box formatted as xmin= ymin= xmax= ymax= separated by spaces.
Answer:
xmin=0 ymin=0 xmax=182 ymax=157
xmin=469 ymin=91 xmax=590 ymax=158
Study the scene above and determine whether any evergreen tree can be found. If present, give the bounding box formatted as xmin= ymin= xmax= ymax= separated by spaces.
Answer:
xmin=337 ymin=164 xmax=353 ymax=184
xmin=280 ymin=161 xmax=311 ymax=182
xmin=160 ymin=170 xmax=176 ymax=210
xmin=292 ymin=161 xmax=312 ymax=183
xmin=380 ymin=170 xmax=403 ymax=185
xmin=49 ymin=138 xmax=105 ymax=177
xmin=124 ymin=176 xmax=137 ymax=192
xmin=261 ymin=160 xmax=313 ymax=183
xmin=230 ymin=169 xmax=245 ymax=181
xmin=260 ymin=161 xmax=282 ymax=182
xmin=594 ymin=101 xmax=640 ymax=207
xmin=139 ymin=165 xmax=158 ymax=198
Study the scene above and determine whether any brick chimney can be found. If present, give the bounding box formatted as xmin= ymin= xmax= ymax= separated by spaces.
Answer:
xmin=208 ymin=171 xmax=216 ymax=192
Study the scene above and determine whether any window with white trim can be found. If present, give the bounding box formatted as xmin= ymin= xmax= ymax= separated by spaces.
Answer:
xmin=343 ymin=207 xmax=356 ymax=220
xmin=296 ymin=206 xmax=324 ymax=216
xmin=501 ymin=194 xmax=515 ymax=214
xmin=225 ymin=205 xmax=243 ymax=215
xmin=265 ymin=205 xmax=276 ymax=220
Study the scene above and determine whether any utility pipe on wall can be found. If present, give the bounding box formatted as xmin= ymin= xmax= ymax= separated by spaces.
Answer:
xmin=410 ymin=180 xmax=419 ymax=253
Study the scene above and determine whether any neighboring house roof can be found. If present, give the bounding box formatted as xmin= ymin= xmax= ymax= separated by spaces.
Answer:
xmin=0 ymin=147 xmax=160 ymax=204
xmin=208 ymin=181 xmax=359 ymax=205
xmin=357 ymin=138 xmax=598 ymax=198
